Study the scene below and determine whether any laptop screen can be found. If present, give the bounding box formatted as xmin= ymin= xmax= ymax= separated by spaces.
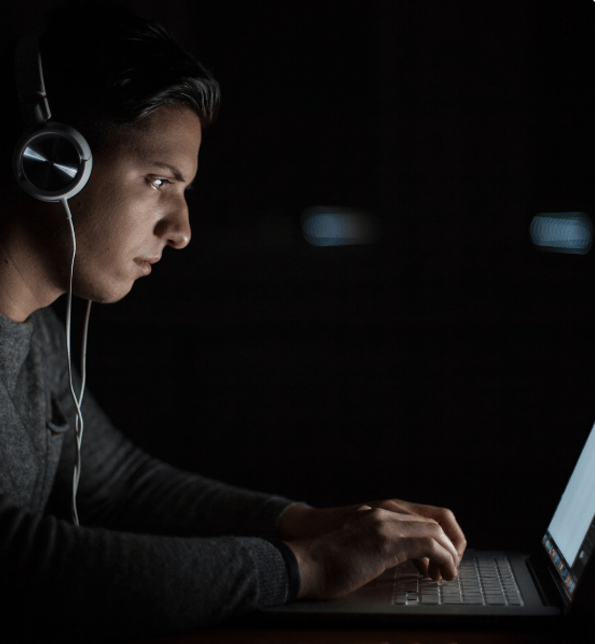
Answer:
xmin=543 ymin=420 xmax=595 ymax=600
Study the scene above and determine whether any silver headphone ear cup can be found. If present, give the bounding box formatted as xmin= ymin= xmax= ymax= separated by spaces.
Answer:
xmin=13 ymin=122 xmax=93 ymax=203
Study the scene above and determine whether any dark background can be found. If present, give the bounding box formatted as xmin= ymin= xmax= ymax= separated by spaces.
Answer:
xmin=6 ymin=0 xmax=595 ymax=551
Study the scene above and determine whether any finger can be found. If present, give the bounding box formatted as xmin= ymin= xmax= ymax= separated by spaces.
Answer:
xmin=369 ymin=500 xmax=466 ymax=561
xmin=371 ymin=508 xmax=460 ymax=570
xmin=428 ymin=558 xmax=444 ymax=582
xmin=410 ymin=522 xmax=459 ymax=580
xmin=408 ymin=541 xmax=457 ymax=581
xmin=367 ymin=505 xmax=441 ymax=525
xmin=426 ymin=543 xmax=458 ymax=581
xmin=369 ymin=499 xmax=419 ymax=517
xmin=432 ymin=510 xmax=467 ymax=563
xmin=412 ymin=557 xmax=430 ymax=578
xmin=405 ymin=503 xmax=467 ymax=564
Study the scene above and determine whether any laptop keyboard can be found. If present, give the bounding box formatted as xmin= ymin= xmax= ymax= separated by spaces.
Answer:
xmin=392 ymin=555 xmax=524 ymax=606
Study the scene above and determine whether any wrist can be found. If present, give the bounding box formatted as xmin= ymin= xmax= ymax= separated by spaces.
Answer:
xmin=285 ymin=540 xmax=315 ymax=599
xmin=277 ymin=503 xmax=315 ymax=540
xmin=265 ymin=539 xmax=302 ymax=602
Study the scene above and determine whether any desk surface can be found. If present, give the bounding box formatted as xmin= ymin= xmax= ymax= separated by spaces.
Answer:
xmin=128 ymin=620 xmax=586 ymax=644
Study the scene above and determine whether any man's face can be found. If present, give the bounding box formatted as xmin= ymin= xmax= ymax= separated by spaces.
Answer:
xmin=68 ymin=105 xmax=201 ymax=303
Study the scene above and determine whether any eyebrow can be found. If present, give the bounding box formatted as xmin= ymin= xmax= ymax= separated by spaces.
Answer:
xmin=148 ymin=160 xmax=197 ymax=189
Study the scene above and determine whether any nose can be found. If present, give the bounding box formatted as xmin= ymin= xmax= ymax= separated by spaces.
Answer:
xmin=155 ymin=198 xmax=192 ymax=249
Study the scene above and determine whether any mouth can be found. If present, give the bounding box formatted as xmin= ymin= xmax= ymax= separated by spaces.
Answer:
xmin=134 ymin=256 xmax=160 ymax=275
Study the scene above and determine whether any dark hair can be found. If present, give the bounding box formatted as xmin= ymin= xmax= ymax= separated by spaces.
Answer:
xmin=1 ymin=0 xmax=220 ymax=187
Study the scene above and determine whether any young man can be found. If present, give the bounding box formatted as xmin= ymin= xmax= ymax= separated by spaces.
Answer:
xmin=0 ymin=1 xmax=466 ymax=640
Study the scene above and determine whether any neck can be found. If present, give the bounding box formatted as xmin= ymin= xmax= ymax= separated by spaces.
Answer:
xmin=0 ymin=200 xmax=69 ymax=322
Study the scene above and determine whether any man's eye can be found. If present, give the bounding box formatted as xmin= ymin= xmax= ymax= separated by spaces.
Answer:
xmin=149 ymin=177 xmax=170 ymax=189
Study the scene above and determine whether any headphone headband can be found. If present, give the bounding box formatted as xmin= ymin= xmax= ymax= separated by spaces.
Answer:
xmin=14 ymin=35 xmax=51 ymax=126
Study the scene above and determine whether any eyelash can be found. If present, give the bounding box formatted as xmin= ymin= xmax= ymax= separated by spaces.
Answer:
xmin=148 ymin=177 xmax=171 ymax=190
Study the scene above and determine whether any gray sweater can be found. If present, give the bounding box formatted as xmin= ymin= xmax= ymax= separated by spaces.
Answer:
xmin=0 ymin=306 xmax=295 ymax=641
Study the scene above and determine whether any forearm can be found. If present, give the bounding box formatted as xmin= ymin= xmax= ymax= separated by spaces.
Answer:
xmin=81 ymin=455 xmax=295 ymax=537
xmin=3 ymin=497 xmax=291 ymax=640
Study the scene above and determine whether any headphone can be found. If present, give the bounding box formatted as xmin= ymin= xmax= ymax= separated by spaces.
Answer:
xmin=13 ymin=34 xmax=92 ymax=203
xmin=13 ymin=35 xmax=93 ymax=527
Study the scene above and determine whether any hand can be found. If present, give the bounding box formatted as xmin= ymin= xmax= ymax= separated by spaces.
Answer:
xmin=278 ymin=499 xmax=466 ymax=599
xmin=279 ymin=499 xmax=467 ymax=563
xmin=366 ymin=498 xmax=467 ymax=578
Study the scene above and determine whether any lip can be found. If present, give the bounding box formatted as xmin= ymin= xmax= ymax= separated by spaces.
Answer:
xmin=134 ymin=256 xmax=160 ymax=275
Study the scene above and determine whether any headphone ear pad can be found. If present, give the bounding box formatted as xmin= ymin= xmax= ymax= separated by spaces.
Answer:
xmin=13 ymin=122 xmax=93 ymax=203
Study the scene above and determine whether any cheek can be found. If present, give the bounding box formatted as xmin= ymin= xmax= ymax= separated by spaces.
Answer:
xmin=71 ymin=165 xmax=160 ymax=264
xmin=80 ymin=185 xmax=147 ymax=247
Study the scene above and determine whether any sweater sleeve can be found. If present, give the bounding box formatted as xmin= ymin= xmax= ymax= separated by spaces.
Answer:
xmin=43 ymin=307 xmax=300 ymax=539
xmin=50 ymin=384 xmax=298 ymax=539
xmin=0 ymin=307 xmax=299 ymax=641
xmin=0 ymin=496 xmax=291 ymax=641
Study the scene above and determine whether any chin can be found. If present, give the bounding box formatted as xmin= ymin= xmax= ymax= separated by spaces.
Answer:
xmin=101 ymin=286 xmax=135 ymax=304
xmin=76 ymin=280 xmax=135 ymax=304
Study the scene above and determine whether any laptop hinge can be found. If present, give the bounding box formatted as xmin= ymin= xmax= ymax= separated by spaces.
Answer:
xmin=526 ymin=552 xmax=567 ymax=611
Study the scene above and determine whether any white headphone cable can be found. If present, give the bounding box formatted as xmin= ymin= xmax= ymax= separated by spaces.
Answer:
xmin=60 ymin=197 xmax=92 ymax=527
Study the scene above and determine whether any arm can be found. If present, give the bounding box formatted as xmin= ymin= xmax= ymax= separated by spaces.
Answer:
xmin=51 ymin=389 xmax=297 ymax=538
xmin=41 ymin=304 xmax=297 ymax=538
xmin=1 ymin=495 xmax=291 ymax=640
xmin=0 ymin=307 xmax=295 ymax=639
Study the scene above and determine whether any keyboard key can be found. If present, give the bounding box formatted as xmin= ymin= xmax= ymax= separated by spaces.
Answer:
xmin=421 ymin=595 xmax=441 ymax=604
xmin=486 ymin=597 xmax=507 ymax=605
xmin=391 ymin=556 xmax=523 ymax=608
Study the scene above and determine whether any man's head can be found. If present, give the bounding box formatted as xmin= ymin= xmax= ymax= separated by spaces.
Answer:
xmin=0 ymin=1 xmax=219 ymax=312
xmin=67 ymin=103 xmax=201 ymax=304
xmin=1 ymin=0 xmax=219 ymax=188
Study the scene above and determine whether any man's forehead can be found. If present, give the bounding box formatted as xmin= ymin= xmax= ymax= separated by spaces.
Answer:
xmin=116 ymin=112 xmax=201 ymax=179
xmin=120 ymin=105 xmax=200 ymax=143
xmin=125 ymin=127 xmax=198 ymax=160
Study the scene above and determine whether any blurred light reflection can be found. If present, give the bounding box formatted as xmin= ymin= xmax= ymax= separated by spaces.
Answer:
xmin=302 ymin=207 xmax=379 ymax=247
xmin=530 ymin=212 xmax=593 ymax=255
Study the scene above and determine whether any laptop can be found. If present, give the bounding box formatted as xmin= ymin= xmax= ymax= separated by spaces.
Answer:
xmin=264 ymin=419 xmax=595 ymax=622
